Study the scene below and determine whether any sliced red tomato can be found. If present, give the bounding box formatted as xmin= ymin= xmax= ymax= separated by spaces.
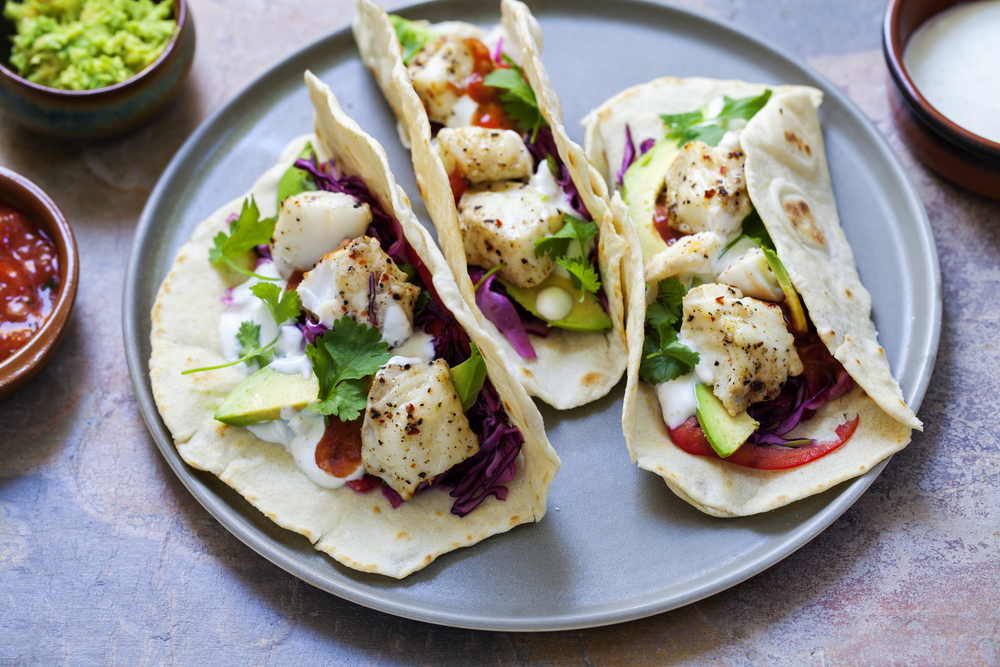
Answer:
xmin=667 ymin=414 xmax=860 ymax=470
xmin=449 ymin=169 xmax=469 ymax=205
xmin=346 ymin=475 xmax=382 ymax=492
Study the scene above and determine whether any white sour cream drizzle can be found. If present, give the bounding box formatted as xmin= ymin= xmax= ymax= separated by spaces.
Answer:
xmin=656 ymin=371 xmax=699 ymax=429
xmin=904 ymin=0 xmax=1000 ymax=144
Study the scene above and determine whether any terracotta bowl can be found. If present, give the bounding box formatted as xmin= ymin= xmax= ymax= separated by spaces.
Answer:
xmin=0 ymin=167 xmax=79 ymax=401
xmin=0 ymin=0 xmax=195 ymax=139
xmin=883 ymin=0 xmax=1000 ymax=200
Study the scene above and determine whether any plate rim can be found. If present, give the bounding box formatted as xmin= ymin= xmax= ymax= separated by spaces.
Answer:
xmin=123 ymin=0 xmax=941 ymax=632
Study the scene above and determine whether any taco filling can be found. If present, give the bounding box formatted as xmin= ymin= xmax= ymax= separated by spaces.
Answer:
xmin=619 ymin=90 xmax=860 ymax=470
xmin=391 ymin=15 xmax=612 ymax=359
xmin=193 ymin=145 xmax=523 ymax=516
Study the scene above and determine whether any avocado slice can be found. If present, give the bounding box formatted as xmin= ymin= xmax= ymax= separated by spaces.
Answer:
xmin=215 ymin=366 xmax=320 ymax=427
xmin=760 ymin=246 xmax=808 ymax=334
xmin=621 ymin=140 xmax=681 ymax=261
xmin=500 ymin=274 xmax=612 ymax=333
xmin=694 ymin=383 xmax=759 ymax=458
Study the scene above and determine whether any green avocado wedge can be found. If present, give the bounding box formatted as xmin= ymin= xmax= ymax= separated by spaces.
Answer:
xmin=215 ymin=366 xmax=320 ymax=427
xmin=500 ymin=274 xmax=612 ymax=333
xmin=621 ymin=140 xmax=680 ymax=261
xmin=694 ymin=383 xmax=759 ymax=458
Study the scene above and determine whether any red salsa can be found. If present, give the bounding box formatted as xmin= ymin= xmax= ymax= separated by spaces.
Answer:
xmin=315 ymin=416 xmax=365 ymax=478
xmin=0 ymin=199 xmax=59 ymax=363
xmin=653 ymin=196 xmax=688 ymax=246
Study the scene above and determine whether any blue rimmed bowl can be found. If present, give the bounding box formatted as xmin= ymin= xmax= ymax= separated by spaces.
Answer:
xmin=0 ymin=0 xmax=195 ymax=139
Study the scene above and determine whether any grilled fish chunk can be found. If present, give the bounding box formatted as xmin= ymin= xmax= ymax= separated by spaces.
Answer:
xmin=664 ymin=140 xmax=752 ymax=238
xmin=437 ymin=127 xmax=534 ymax=183
xmin=681 ymin=283 xmax=803 ymax=416
xmin=297 ymin=236 xmax=420 ymax=347
xmin=362 ymin=359 xmax=480 ymax=501
xmin=407 ymin=35 xmax=476 ymax=126
xmin=458 ymin=181 xmax=563 ymax=288
xmin=271 ymin=191 xmax=372 ymax=279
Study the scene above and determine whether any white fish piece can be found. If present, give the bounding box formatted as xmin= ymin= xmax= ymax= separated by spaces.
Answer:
xmin=458 ymin=181 xmax=563 ymax=288
xmin=681 ymin=283 xmax=803 ymax=416
xmin=271 ymin=191 xmax=372 ymax=279
xmin=437 ymin=127 xmax=533 ymax=183
xmin=407 ymin=34 xmax=476 ymax=126
xmin=297 ymin=236 xmax=420 ymax=347
xmin=361 ymin=359 xmax=480 ymax=501
xmin=663 ymin=140 xmax=752 ymax=238
xmin=716 ymin=246 xmax=784 ymax=302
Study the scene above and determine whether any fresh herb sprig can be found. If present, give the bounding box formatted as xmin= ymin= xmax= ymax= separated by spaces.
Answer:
xmin=661 ymin=90 xmax=772 ymax=148
xmin=209 ymin=197 xmax=278 ymax=281
xmin=182 ymin=284 xmax=302 ymax=375
xmin=534 ymin=214 xmax=601 ymax=302
xmin=451 ymin=342 xmax=487 ymax=411
xmin=638 ymin=278 xmax=699 ymax=384
xmin=304 ymin=317 xmax=392 ymax=421
xmin=483 ymin=55 xmax=547 ymax=140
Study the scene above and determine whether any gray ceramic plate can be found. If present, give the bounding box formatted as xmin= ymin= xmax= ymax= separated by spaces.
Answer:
xmin=123 ymin=0 xmax=940 ymax=631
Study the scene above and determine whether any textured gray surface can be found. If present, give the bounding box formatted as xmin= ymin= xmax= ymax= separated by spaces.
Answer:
xmin=1 ymin=0 xmax=998 ymax=664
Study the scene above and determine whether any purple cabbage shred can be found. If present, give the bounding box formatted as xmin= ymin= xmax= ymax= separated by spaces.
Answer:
xmin=617 ymin=125 xmax=636 ymax=186
xmin=437 ymin=379 xmax=522 ymax=516
xmin=746 ymin=371 xmax=855 ymax=447
xmin=639 ymin=138 xmax=656 ymax=155
xmin=469 ymin=268 xmax=540 ymax=358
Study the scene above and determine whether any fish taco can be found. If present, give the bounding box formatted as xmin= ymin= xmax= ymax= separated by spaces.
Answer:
xmin=353 ymin=0 xmax=636 ymax=409
xmin=582 ymin=77 xmax=921 ymax=516
xmin=149 ymin=71 xmax=560 ymax=577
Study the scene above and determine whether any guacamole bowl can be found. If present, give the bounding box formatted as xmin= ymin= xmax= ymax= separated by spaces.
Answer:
xmin=0 ymin=0 xmax=194 ymax=139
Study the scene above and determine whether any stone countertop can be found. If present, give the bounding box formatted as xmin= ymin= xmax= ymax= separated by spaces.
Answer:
xmin=1 ymin=0 xmax=997 ymax=664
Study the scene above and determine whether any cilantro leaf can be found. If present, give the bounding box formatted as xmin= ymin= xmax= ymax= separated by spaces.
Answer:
xmin=276 ymin=143 xmax=317 ymax=206
xmin=236 ymin=321 xmax=273 ymax=369
xmin=556 ymin=257 xmax=601 ymax=300
xmin=483 ymin=56 xmax=547 ymax=138
xmin=639 ymin=335 xmax=691 ymax=384
xmin=660 ymin=90 xmax=772 ymax=148
xmin=304 ymin=318 xmax=391 ymax=420
xmin=638 ymin=277 xmax=698 ymax=384
xmin=250 ymin=282 xmax=301 ymax=326
xmin=451 ymin=342 xmax=487 ymax=412
xmin=534 ymin=214 xmax=598 ymax=259
xmin=209 ymin=197 xmax=279 ymax=281
xmin=390 ymin=15 xmax=438 ymax=65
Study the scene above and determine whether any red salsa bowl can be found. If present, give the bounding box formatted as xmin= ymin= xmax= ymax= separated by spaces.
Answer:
xmin=0 ymin=167 xmax=78 ymax=400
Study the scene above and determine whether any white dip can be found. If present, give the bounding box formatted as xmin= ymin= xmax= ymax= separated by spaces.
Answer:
xmin=904 ymin=0 xmax=1000 ymax=143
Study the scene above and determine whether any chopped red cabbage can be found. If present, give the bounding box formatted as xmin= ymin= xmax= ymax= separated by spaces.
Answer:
xmin=617 ymin=125 xmax=635 ymax=186
xmin=469 ymin=268 xmax=539 ymax=358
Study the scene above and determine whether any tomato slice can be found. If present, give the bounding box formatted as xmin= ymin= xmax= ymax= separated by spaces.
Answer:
xmin=449 ymin=169 xmax=469 ymax=205
xmin=667 ymin=414 xmax=860 ymax=470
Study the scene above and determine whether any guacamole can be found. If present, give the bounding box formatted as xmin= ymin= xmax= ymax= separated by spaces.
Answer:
xmin=4 ymin=0 xmax=176 ymax=91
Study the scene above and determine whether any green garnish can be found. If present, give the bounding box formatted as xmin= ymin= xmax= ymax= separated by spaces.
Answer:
xmin=182 ymin=284 xmax=300 ymax=375
xmin=390 ymin=14 xmax=438 ymax=65
xmin=451 ymin=343 xmax=487 ymax=412
xmin=534 ymin=214 xmax=601 ymax=302
xmin=483 ymin=55 xmax=547 ymax=139
xmin=209 ymin=197 xmax=278 ymax=281
xmin=250 ymin=282 xmax=301 ymax=327
xmin=236 ymin=321 xmax=272 ymax=369
xmin=304 ymin=317 xmax=391 ymax=421
xmin=276 ymin=143 xmax=318 ymax=207
xmin=661 ymin=90 xmax=772 ymax=148
xmin=534 ymin=214 xmax=598 ymax=260
xmin=638 ymin=277 xmax=699 ymax=384
xmin=720 ymin=208 xmax=774 ymax=255
xmin=555 ymin=258 xmax=601 ymax=302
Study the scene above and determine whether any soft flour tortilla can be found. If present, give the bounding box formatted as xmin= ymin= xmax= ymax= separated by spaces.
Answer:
xmin=354 ymin=0 xmax=634 ymax=410
xmin=149 ymin=71 xmax=560 ymax=577
xmin=583 ymin=78 xmax=918 ymax=516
